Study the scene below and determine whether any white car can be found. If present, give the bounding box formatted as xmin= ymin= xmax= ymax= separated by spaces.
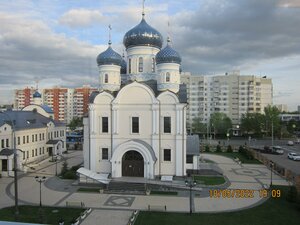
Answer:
xmin=288 ymin=152 xmax=300 ymax=161
xmin=287 ymin=141 xmax=294 ymax=146
xmin=271 ymin=146 xmax=284 ymax=155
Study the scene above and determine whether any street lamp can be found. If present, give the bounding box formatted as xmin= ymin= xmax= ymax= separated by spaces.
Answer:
xmin=185 ymin=178 xmax=197 ymax=215
xmin=270 ymin=161 xmax=274 ymax=187
xmin=35 ymin=176 xmax=46 ymax=207
xmin=0 ymin=111 xmax=19 ymax=216
xmin=54 ymin=155 xmax=58 ymax=176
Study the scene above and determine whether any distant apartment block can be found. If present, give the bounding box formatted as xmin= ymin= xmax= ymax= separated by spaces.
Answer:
xmin=275 ymin=104 xmax=288 ymax=112
xmin=14 ymin=85 xmax=97 ymax=123
xmin=181 ymin=71 xmax=273 ymax=127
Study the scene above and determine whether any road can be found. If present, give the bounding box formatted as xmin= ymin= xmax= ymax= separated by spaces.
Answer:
xmin=202 ymin=138 xmax=300 ymax=175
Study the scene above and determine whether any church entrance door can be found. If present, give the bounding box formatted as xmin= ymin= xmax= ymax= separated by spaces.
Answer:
xmin=122 ymin=151 xmax=144 ymax=177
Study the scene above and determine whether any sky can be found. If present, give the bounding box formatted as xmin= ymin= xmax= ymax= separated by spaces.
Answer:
xmin=0 ymin=0 xmax=300 ymax=111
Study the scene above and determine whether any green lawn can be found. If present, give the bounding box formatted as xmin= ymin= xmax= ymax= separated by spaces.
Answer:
xmin=208 ymin=152 xmax=261 ymax=164
xmin=0 ymin=205 xmax=84 ymax=225
xmin=135 ymin=186 xmax=300 ymax=225
xmin=193 ymin=175 xmax=226 ymax=185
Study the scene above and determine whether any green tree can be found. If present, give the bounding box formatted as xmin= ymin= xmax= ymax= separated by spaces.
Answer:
xmin=240 ymin=113 xmax=264 ymax=137
xmin=192 ymin=117 xmax=207 ymax=134
xmin=210 ymin=113 xmax=232 ymax=137
xmin=68 ymin=117 xmax=83 ymax=131
xmin=263 ymin=105 xmax=280 ymax=138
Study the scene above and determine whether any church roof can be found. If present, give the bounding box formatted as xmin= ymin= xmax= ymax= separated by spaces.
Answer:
xmin=89 ymin=80 xmax=187 ymax=103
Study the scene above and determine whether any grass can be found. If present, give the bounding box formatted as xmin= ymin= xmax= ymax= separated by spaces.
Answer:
xmin=0 ymin=205 xmax=85 ymax=225
xmin=208 ymin=152 xmax=261 ymax=164
xmin=77 ymin=187 xmax=100 ymax=193
xmin=192 ymin=175 xmax=226 ymax=185
xmin=135 ymin=186 xmax=300 ymax=225
xmin=150 ymin=191 xmax=178 ymax=196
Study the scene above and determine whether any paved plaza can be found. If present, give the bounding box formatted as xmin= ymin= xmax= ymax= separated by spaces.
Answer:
xmin=0 ymin=151 xmax=290 ymax=224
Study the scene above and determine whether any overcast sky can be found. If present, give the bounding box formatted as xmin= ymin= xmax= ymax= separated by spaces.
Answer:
xmin=0 ymin=0 xmax=300 ymax=110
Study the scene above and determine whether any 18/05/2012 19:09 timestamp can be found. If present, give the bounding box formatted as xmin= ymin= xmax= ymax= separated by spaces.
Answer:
xmin=209 ymin=189 xmax=281 ymax=198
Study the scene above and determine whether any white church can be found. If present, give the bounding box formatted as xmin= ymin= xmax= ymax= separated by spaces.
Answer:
xmin=81 ymin=11 xmax=199 ymax=182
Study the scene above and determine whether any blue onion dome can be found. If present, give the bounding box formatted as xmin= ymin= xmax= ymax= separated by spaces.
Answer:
xmin=97 ymin=45 xmax=122 ymax=66
xmin=123 ymin=17 xmax=163 ymax=49
xmin=156 ymin=38 xmax=181 ymax=65
xmin=33 ymin=91 xmax=41 ymax=98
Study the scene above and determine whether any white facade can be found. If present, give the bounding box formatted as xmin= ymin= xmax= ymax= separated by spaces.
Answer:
xmin=83 ymin=14 xmax=194 ymax=180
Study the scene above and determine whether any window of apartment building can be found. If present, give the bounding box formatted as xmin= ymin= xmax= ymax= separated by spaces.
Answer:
xmin=6 ymin=139 xmax=9 ymax=147
xmin=1 ymin=139 xmax=4 ymax=148
xmin=42 ymin=133 xmax=45 ymax=140
xmin=128 ymin=58 xmax=132 ymax=74
xmin=32 ymin=134 xmax=34 ymax=142
xmin=164 ymin=149 xmax=171 ymax=161
xmin=102 ymin=117 xmax=109 ymax=133
xmin=39 ymin=133 xmax=41 ymax=141
xmin=35 ymin=148 xmax=37 ymax=156
xmin=32 ymin=150 xmax=34 ymax=157
xmin=102 ymin=148 xmax=108 ymax=160
xmin=39 ymin=148 xmax=41 ymax=155
xmin=166 ymin=72 xmax=170 ymax=82
xmin=26 ymin=135 xmax=29 ymax=143
xmin=35 ymin=134 xmax=37 ymax=141
xmin=138 ymin=57 xmax=143 ymax=72
xmin=132 ymin=117 xmax=139 ymax=133
xmin=17 ymin=137 xmax=20 ymax=145
xmin=23 ymin=136 xmax=25 ymax=144
xmin=27 ymin=151 xmax=29 ymax=159
xmin=23 ymin=152 xmax=25 ymax=160
xmin=42 ymin=147 xmax=44 ymax=154
xmin=163 ymin=117 xmax=171 ymax=133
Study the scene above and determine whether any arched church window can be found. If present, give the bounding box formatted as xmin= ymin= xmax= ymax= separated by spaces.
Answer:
xmin=152 ymin=58 xmax=155 ymax=72
xmin=104 ymin=74 xmax=108 ymax=83
xmin=128 ymin=58 xmax=132 ymax=74
xmin=166 ymin=72 xmax=170 ymax=82
xmin=138 ymin=57 xmax=143 ymax=72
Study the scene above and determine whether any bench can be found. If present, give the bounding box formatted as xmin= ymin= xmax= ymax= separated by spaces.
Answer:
xmin=66 ymin=201 xmax=85 ymax=208
xmin=148 ymin=205 xmax=167 ymax=212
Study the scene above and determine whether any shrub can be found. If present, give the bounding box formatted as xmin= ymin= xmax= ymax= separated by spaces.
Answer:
xmin=205 ymin=145 xmax=210 ymax=152
xmin=63 ymin=170 xmax=77 ymax=179
xmin=71 ymin=165 xmax=81 ymax=172
xmin=61 ymin=161 xmax=68 ymax=176
xmin=227 ymin=145 xmax=233 ymax=153
xmin=216 ymin=145 xmax=222 ymax=152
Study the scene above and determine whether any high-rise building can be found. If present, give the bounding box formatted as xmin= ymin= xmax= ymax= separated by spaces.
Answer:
xmin=14 ymin=86 xmax=97 ymax=123
xmin=14 ymin=87 xmax=36 ymax=110
xmin=275 ymin=104 xmax=288 ymax=112
xmin=181 ymin=71 xmax=273 ymax=128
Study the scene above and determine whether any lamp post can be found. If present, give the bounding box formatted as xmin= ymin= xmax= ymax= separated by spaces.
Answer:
xmin=0 ymin=111 xmax=19 ymax=216
xmin=270 ymin=161 xmax=274 ymax=187
xmin=54 ymin=155 xmax=58 ymax=176
xmin=35 ymin=176 xmax=46 ymax=207
xmin=185 ymin=178 xmax=197 ymax=215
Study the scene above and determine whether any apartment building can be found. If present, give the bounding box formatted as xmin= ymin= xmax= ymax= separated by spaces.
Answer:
xmin=14 ymin=87 xmax=36 ymax=110
xmin=181 ymin=71 xmax=273 ymax=127
xmin=14 ymin=86 xmax=97 ymax=123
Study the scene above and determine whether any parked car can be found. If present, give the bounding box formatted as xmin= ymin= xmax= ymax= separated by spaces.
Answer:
xmin=262 ymin=146 xmax=284 ymax=155
xmin=288 ymin=152 xmax=300 ymax=161
xmin=271 ymin=146 xmax=284 ymax=155
xmin=287 ymin=141 xmax=294 ymax=146
xmin=295 ymin=139 xmax=300 ymax=144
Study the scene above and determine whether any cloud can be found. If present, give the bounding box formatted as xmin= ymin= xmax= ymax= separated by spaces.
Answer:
xmin=0 ymin=12 xmax=103 ymax=92
xmin=59 ymin=9 xmax=106 ymax=28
